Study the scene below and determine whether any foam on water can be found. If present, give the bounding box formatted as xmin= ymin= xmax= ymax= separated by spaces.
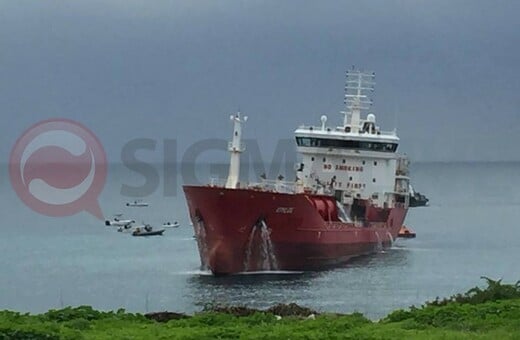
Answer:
xmin=235 ymin=270 xmax=304 ymax=275
xmin=175 ymin=270 xmax=213 ymax=276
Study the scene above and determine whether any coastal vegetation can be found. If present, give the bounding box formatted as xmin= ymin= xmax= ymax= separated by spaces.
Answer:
xmin=1 ymin=277 xmax=519 ymax=339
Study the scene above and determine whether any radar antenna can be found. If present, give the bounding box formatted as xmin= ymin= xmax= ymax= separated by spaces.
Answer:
xmin=342 ymin=67 xmax=375 ymax=133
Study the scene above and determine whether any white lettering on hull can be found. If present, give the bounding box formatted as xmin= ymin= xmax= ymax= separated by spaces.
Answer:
xmin=276 ymin=207 xmax=294 ymax=214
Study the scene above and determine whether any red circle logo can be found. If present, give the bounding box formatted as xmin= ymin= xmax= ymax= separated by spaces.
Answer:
xmin=9 ymin=119 xmax=107 ymax=219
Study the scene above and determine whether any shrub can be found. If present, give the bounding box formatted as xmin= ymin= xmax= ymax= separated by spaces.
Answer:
xmin=0 ymin=326 xmax=60 ymax=340
xmin=426 ymin=277 xmax=520 ymax=306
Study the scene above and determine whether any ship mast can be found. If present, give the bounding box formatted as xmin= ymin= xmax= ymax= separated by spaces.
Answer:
xmin=225 ymin=112 xmax=247 ymax=189
xmin=343 ymin=68 xmax=375 ymax=132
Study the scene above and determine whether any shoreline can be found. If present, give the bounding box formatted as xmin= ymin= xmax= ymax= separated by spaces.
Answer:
xmin=2 ymin=278 xmax=519 ymax=339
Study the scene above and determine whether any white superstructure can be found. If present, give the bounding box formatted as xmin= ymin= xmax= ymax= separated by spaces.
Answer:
xmin=294 ymin=68 xmax=409 ymax=209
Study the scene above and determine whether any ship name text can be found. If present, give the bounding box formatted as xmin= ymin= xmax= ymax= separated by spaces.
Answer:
xmin=276 ymin=207 xmax=294 ymax=214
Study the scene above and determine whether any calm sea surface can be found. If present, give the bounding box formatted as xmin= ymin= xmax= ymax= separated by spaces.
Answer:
xmin=1 ymin=162 xmax=519 ymax=319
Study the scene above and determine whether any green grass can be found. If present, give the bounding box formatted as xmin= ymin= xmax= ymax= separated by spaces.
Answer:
xmin=2 ymin=278 xmax=520 ymax=339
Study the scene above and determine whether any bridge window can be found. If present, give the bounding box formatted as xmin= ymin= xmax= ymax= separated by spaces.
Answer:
xmin=296 ymin=137 xmax=398 ymax=153
xmin=296 ymin=137 xmax=311 ymax=147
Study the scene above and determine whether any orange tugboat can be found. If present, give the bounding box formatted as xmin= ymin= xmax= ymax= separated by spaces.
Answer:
xmin=184 ymin=68 xmax=411 ymax=275
xmin=397 ymin=226 xmax=416 ymax=238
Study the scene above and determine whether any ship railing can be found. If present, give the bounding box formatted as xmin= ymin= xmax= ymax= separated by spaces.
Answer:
xmin=248 ymin=179 xmax=296 ymax=194
xmin=228 ymin=141 xmax=245 ymax=152
xmin=208 ymin=177 xmax=227 ymax=187
xmin=297 ymin=124 xmax=328 ymax=131
xmin=357 ymin=129 xmax=398 ymax=137
xmin=208 ymin=176 xmax=297 ymax=193
xmin=297 ymin=125 xmax=398 ymax=137
xmin=378 ymin=129 xmax=398 ymax=136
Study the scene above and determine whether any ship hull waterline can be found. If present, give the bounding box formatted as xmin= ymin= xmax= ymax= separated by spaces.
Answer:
xmin=184 ymin=185 xmax=408 ymax=275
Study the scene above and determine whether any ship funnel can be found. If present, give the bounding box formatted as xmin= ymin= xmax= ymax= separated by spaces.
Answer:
xmin=225 ymin=112 xmax=247 ymax=189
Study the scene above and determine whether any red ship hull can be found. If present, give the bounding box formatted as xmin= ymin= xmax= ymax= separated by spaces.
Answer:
xmin=184 ymin=185 xmax=408 ymax=275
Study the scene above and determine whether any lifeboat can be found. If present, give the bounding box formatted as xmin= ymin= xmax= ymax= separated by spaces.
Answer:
xmin=398 ymin=225 xmax=416 ymax=238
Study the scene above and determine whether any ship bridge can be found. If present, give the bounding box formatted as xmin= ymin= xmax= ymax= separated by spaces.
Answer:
xmin=295 ymin=123 xmax=400 ymax=156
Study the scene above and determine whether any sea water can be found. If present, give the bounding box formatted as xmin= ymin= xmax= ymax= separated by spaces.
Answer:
xmin=0 ymin=162 xmax=519 ymax=319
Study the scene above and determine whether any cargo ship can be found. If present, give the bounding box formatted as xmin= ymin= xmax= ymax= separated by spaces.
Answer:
xmin=184 ymin=69 xmax=410 ymax=275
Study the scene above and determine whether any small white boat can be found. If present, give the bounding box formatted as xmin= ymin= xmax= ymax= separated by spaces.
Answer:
xmin=117 ymin=224 xmax=134 ymax=232
xmin=126 ymin=200 xmax=149 ymax=207
xmin=132 ymin=224 xmax=165 ymax=236
xmin=162 ymin=221 xmax=180 ymax=228
xmin=105 ymin=214 xmax=135 ymax=227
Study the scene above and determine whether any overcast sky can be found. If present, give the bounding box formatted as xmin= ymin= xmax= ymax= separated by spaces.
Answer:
xmin=1 ymin=0 xmax=519 ymax=163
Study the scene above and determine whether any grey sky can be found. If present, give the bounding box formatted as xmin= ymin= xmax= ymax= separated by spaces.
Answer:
xmin=1 ymin=0 xmax=519 ymax=163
